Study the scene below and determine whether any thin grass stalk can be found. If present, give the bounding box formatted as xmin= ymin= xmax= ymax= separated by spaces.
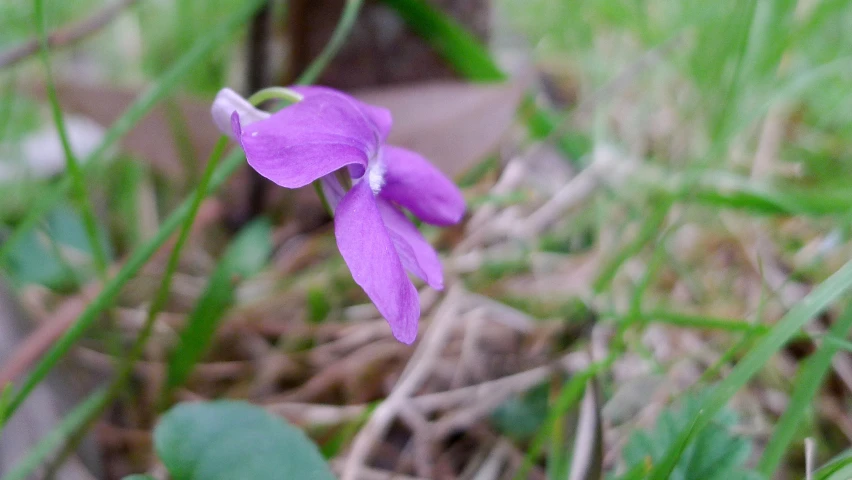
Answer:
xmin=33 ymin=0 xmax=109 ymax=278
xmin=648 ymin=259 xmax=852 ymax=479
xmin=42 ymin=137 xmax=228 ymax=475
xmin=0 ymin=0 xmax=266 ymax=265
xmin=0 ymin=0 xmax=365 ymax=457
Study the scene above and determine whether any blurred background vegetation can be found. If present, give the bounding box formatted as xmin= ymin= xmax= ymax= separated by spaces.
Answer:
xmin=1 ymin=0 xmax=852 ymax=479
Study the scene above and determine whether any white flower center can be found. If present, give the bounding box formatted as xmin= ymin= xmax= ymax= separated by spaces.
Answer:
xmin=367 ymin=160 xmax=386 ymax=195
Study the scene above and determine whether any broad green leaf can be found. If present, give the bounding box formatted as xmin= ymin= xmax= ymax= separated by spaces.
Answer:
xmin=155 ymin=401 xmax=335 ymax=480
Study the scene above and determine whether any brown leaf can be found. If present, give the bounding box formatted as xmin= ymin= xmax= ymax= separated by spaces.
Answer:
xmin=355 ymin=80 xmax=526 ymax=178
xmin=31 ymin=82 xmax=220 ymax=179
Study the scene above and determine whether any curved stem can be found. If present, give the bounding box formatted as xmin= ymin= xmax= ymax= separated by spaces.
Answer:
xmin=295 ymin=0 xmax=364 ymax=85
xmin=247 ymin=86 xmax=303 ymax=105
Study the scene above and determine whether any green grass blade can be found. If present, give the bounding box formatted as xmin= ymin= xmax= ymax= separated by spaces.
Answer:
xmin=0 ymin=0 xmax=365 ymax=432
xmin=0 ymin=146 xmax=245 ymax=425
xmin=379 ymin=0 xmax=505 ymax=81
xmin=513 ymin=373 xmax=590 ymax=480
xmin=593 ymin=200 xmax=670 ymax=292
xmin=33 ymin=0 xmax=109 ymax=277
xmin=0 ymin=0 xmax=267 ymax=266
xmin=164 ymin=218 xmax=272 ymax=398
xmin=0 ymin=388 xmax=107 ymax=480
xmin=815 ymin=449 xmax=852 ymax=480
xmin=822 ymin=335 xmax=852 ymax=352
xmin=757 ymin=302 xmax=852 ymax=475
xmin=648 ymin=259 xmax=852 ymax=479
xmin=297 ymin=0 xmax=364 ymax=85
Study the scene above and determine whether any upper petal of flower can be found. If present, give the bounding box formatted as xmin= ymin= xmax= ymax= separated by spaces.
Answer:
xmin=211 ymin=88 xmax=270 ymax=139
xmin=290 ymin=86 xmax=392 ymax=143
xmin=377 ymin=198 xmax=444 ymax=290
xmin=335 ymin=180 xmax=420 ymax=344
xmin=379 ymin=145 xmax=466 ymax=226
xmin=235 ymin=91 xmax=381 ymax=188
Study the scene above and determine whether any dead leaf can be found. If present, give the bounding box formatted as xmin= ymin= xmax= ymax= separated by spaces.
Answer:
xmin=355 ymin=80 xmax=526 ymax=178
xmin=30 ymin=82 xmax=220 ymax=179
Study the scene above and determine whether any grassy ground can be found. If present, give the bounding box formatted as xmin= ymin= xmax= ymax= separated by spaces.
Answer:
xmin=1 ymin=0 xmax=852 ymax=478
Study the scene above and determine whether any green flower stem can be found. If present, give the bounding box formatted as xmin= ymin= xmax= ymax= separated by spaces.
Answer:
xmin=247 ymin=86 xmax=304 ymax=105
xmin=296 ymin=0 xmax=365 ymax=87
xmin=33 ymin=0 xmax=108 ymax=278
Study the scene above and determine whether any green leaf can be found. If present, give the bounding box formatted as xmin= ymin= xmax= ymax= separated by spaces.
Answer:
xmin=491 ymin=382 xmax=549 ymax=441
xmin=155 ymin=401 xmax=335 ymax=480
xmin=4 ymin=205 xmax=112 ymax=289
xmin=122 ymin=476 xmax=156 ymax=480
xmin=617 ymin=392 xmax=760 ymax=480
xmin=379 ymin=0 xmax=504 ymax=81
xmin=165 ymin=218 xmax=272 ymax=394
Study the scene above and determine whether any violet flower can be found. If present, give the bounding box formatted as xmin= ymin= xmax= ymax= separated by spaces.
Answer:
xmin=211 ymin=86 xmax=465 ymax=344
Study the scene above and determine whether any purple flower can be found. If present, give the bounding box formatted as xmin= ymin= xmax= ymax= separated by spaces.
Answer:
xmin=211 ymin=86 xmax=465 ymax=343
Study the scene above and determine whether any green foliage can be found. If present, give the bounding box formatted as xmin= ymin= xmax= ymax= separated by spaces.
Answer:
xmin=3 ymin=205 xmax=111 ymax=289
xmin=615 ymin=392 xmax=760 ymax=480
xmin=0 ymin=0 xmax=98 ymax=48
xmin=815 ymin=450 xmax=852 ymax=480
xmin=1 ymin=389 xmax=108 ymax=480
xmin=136 ymin=0 xmax=250 ymax=93
xmin=758 ymin=303 xmax=852 ymax=474
xmin=307 ymin=287 xmax=332 ymax=324
xmin=648 ymin=260 xmax=852 ymax=479
xmin=165 ymin=218 xmax=273 ymax=395
xmin=380 ymin=0 xmax=505 ymax=81
xmin=154 ymin=401 xmax=335 ymax=480
xmin=491 ymin=383 xmax=550 ymax=441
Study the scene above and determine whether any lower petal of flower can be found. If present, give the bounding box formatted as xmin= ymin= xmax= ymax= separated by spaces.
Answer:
xmin=377 ymin=199 xmax=444 ymax=290
xmin=335 ymin=181 xmax=420 ymax=344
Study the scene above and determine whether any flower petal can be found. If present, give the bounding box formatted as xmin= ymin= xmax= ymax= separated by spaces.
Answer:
xmin=335 ymin=181 xmax=420 ymax=343
xmin=211 ymin=88 xmax=270 ymax=139
xmin=237 ymin=91 xmax=380 ymax=188
xmin=290 ymin=86 xmax=392 ymax=142
xmin=379 ymin=146 xmax=466 ymax=226
xmin=377 ymin=199 xmax=444 ymax=290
